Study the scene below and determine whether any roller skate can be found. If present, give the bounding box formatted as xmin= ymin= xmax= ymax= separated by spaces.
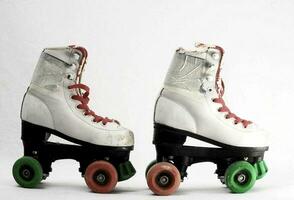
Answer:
xmin=13 ymin=46 xmax=136 ymax=193
xmin=146 ymin=43 xmax=269 ymax=195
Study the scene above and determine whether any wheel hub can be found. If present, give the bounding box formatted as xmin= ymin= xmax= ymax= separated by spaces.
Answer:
xmin=22 ymin=169 xmax=31 ymax=178
xmin=159 ymin=175 xmax=169 ymax=185
xmin=96 ymin=173 xmax=106 ymax=184
xmin=237 ymin=173 xmax=247 ymax=183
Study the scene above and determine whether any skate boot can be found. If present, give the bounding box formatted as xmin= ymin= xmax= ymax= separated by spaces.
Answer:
xmin=146 ymin=43 xmax=269 ymax=195
xmin=13 ymin=46 xmax=136 ymax=193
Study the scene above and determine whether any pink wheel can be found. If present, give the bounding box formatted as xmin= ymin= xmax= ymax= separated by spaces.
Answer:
xmin=147 ymin=162 xmax=181 ymax=195
xmin=84 ymin=161 xmax=118 ymax=193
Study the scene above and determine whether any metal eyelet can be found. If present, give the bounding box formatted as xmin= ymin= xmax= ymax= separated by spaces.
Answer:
xmin=73 ymin=53 xmax=80 ymax=60
xmin=212 ymin=53 xmax=220 ymax=60
xmin=205 ymin=62 xmax=212 ymax=68
xmin=67 ymin=74 xmax=75 ymax=80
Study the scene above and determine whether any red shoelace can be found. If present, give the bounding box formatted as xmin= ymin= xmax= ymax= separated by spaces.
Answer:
xmin=212 ymin=96 xmax=251 ymax=128
xmin=212 ymin=53 xmax=252 ymax=128
xmin=68 ymin=84 xmax=113 ymax=125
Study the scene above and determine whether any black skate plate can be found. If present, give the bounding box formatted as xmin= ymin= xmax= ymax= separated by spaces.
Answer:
xmin=153 ymin=123 xmax=268 ymax=180
xmin=22 ymin=120 xmax=133 ymax=151
xmin=21 ymin=121 xmax=134 ymax=176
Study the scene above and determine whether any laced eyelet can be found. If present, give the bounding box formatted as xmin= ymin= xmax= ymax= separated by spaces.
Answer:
xmin=212 ymin=98 xmax=216 ymax=102
xmin=225 ymin=115 xmax=229 ymax=119
xmin=68 ymin=83 xmax=113 ymax=125
xmin=234 ymin=121 xmax=238 ymax=125
xmin=218 ymin=108 xmax=222 ymax=112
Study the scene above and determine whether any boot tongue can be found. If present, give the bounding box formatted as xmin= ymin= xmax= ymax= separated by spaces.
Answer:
xmin=70 ymin=46 xmax=88 ymax=66
xmin=70 ymin=46 xmax=88 ymax=84
xmin=68 ymin=46 xmax=88 ymax=95
xmin=74 ymin=46 xmax=88 ymax=61
xmin=214 ymin=46 xmax=225 ymax=97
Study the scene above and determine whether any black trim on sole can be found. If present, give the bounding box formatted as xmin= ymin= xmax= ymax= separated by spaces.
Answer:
xmin=22 ymin=120 xmax=134 ymax=150
xmin=153 ymin=123 xmax=269 ymax=152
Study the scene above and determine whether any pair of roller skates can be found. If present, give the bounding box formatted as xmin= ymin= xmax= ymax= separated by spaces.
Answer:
xmin=13 ymin=43 xmax=269 ymax=195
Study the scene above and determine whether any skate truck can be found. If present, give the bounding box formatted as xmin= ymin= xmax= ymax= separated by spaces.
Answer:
xmin=13 ymin=46 xmax=136 ymax=193
xmin=146 ymin=43 xmax=269 ymax=195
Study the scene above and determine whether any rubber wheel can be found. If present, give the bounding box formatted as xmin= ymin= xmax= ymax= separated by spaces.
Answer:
xmin=145 ymin=160 xmax=157 ymax=178
xmin=225 ymin=161 xmax=256 ymax=193
xmin=84 ymin=160 xmax=118 ymax=193
xmin=147 ymin=162 xmax=181 ymax=196
xmin=254 ymin=160 xmax=268 ymax=180
xmin=12 ymin=156 xmax=43 ymax=188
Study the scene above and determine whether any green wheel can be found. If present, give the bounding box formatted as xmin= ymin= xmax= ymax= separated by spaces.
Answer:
xmin=145 ymin=160 xmax=157 ymax=178
xmin=225 ymin=161 xmax=256 ymax=193
xmin=254 ymin=160 xmax=268 ymax=180
xmin=12 ymin=156 xmax=43 ymax=188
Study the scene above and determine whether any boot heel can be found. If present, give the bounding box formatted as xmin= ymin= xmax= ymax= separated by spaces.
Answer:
xmin=21 ymin=121 xmax=49 ymax=142
xmin=21 ymin=121 xmax=50 ymax=156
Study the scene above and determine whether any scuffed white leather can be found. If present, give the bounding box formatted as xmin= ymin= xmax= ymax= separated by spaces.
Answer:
xmin=21 ymin=47 xmax=134 ymax=147
xmin=155 ymin=96 xmax=196 ymax=133
xmin=154 ymin=45 xmax=269 ymax=148
xmin=21 ymin=92 xmax=54 ymax=129
xmin=43 ymin=47 xmax=79 ymax=65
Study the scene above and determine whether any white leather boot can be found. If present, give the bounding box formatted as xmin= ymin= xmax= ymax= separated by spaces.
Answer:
xmin=13 ymin=46 xmax=135 ymax=193
xmin=146 ymin=43 xmax=269 ymax=195
xmin=155 ymin=43 xmax=269 ymax=148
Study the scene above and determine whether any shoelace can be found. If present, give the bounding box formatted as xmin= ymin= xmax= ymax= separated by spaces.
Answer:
xmin=68 ymin=83 xmax=113 ymax=125
xmin=212 ymin=58 xmax=252 ymax=128
xmin=212 ymin=95 xmax=251 ymax=128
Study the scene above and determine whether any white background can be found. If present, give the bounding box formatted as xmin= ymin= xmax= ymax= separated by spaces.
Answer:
xmin=0 ymin=0 xmax=293 ymax=199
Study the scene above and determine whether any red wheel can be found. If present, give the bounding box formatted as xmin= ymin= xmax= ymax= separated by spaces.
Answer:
xmin=84 ymin=161 xmax=118 ymax=193
xmin=147 ymin=162 xmax=181 ymax=196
